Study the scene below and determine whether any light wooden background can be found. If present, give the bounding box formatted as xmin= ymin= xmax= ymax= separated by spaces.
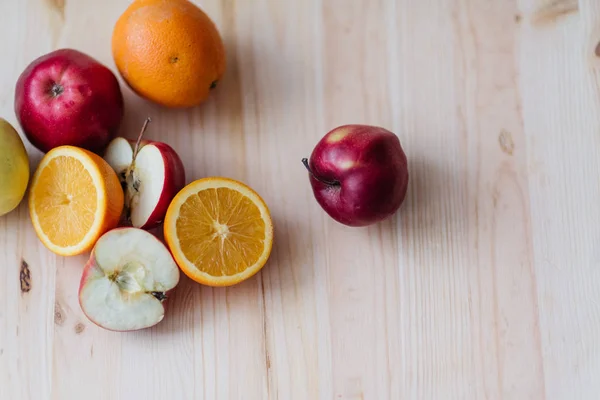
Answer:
xmin=1 ymin=0 xmax=599 ymax=399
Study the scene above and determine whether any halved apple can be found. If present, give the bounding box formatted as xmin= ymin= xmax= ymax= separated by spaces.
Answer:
xmin=78 ymin=227 xmax=180 ymax=331
xmin=104 ymin=118 xmax=185 ymax=229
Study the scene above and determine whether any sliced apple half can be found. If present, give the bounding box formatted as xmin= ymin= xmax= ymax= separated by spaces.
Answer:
xmin=79 ymin=227 xmax=180 ymax=331
xmin=104 ymin=118 xmax=185 ymax=229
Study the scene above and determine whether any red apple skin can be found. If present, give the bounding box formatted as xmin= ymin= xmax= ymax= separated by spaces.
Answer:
xmin=15 ymin=48 xmax=124 ymax=154
xmin=140 ymin=141 xmax=186 ymax=229
xmin=306 ymin=125 xmax=409 ymax=227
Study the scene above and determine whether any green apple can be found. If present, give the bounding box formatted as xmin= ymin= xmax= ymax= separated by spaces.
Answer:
xmin=0 ymin=119 xmax=29 ymax=216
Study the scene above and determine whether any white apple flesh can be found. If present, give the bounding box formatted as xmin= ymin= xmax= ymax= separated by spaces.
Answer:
xmin=79 ymin=227 xmax=180 ymax=331
xmin=104 ymin=119 xmax=185 ymax=229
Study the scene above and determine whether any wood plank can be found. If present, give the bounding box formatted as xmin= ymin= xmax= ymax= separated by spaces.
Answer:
xmin=1 ymin=0 xmax=600 ymax=399
xmin=520 ymin=0 xmax=600 ymax=398
xmin=0 ymin=1 xmax=60 ymax=399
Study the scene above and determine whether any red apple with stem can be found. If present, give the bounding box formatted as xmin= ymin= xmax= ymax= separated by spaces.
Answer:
xmin=14 ymin=48 xmax=124 ymax=154
xmin=79 ymin=227 xmax=180 ymax=332
xmin=104 ymin=118 xmax=185 ymax=229
xmin=303 ymin=125 xmax=409 ymax=227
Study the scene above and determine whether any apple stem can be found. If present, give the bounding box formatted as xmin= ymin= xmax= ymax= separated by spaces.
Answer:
xmin=132 ymin=117 xmax=152 ymax=162
xmin=301 ymin=158 xmax=340 ymax=187
xmin=123 ymin=118 xmax=151 ymax=222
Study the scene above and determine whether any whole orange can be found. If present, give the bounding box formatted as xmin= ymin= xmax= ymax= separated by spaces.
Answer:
xmin=112 ymin=0 xmax=226 ymax=108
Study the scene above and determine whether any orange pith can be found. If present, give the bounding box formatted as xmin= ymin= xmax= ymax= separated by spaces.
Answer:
xmin=112 ymin=0 xmax=226 ymax=108
xmin=164 ymin=178 xmax=274 ymax=287
xmin=29 ymin=146 xmax=124 ymax=256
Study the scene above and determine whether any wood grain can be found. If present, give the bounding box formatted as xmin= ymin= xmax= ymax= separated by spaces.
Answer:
xmin=1 ymin=0 xmax=600 ymax=399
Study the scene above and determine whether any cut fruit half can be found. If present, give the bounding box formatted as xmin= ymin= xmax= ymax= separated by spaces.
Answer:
xmin=164 ymin=177 xmax=274 ymax=287
xmin=79 ymin=227 xmax=180 ymax=331
xmin=29 ymin=146 xmax=124 ymax=256
xmin=103 ymin=118 xmax=185 ymax=229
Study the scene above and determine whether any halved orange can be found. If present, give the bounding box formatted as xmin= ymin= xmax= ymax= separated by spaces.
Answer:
xmin=164 ymin=177 xmax=274 ymax=287
xmin=29 ymin=146 xmax=124 ymax=256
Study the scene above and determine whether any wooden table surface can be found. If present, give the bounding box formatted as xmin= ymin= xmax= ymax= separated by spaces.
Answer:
xmin=2 ymin=0 xmax=600 ymax=399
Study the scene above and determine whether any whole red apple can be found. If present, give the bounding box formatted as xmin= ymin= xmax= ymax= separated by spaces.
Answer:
xmin=303 ymin=125 xmax=409 ymax=227
xmin=14 ymin=49 xmax=124 ymax=154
